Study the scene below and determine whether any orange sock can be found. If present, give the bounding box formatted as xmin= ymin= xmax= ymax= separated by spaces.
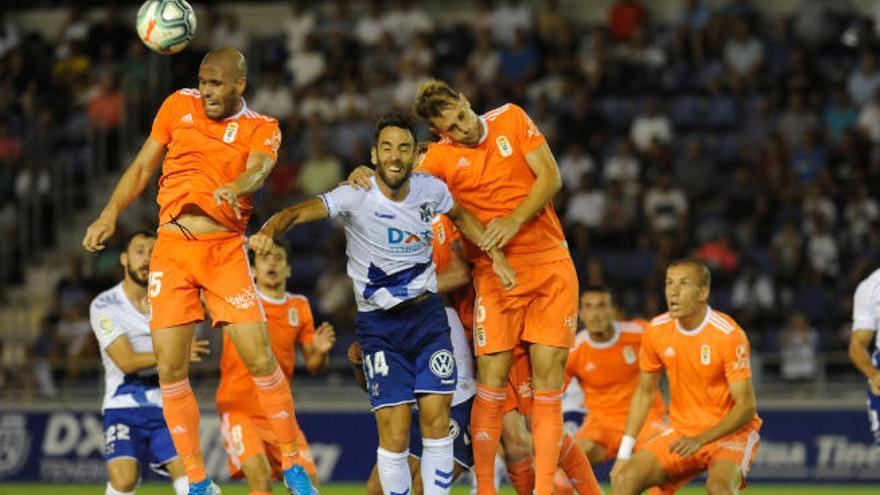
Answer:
xmin=554 ymin=468 xmax=575 ymax=495
xmin=505 ymin=456 xmax=535 ymax=495
xmin=160 ymin=379 xmax=206 ymax=483
xmin=531 ymin=389 xmax=564 ymax=495
xmin=558 ymin=434 xmax=602 ymax=495
xmin=472 ymin=383 xmax=507 ymax=494
xmin=253 ymin=366 xmax=300 ymax=470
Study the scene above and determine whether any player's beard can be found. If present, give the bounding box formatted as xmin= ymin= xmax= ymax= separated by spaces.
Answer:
xmin=128 ymin=266 xmax=149 ymax=288
xmin=376 ymin=159 xmax=413 ymax=191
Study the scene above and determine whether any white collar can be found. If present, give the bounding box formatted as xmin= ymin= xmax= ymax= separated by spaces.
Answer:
xmin=224 ymin=98 xmax=249 ymax=121
xmin=476 ymin=115 xmax=489 ymax=145
xmin=258 ymin=289 xmax=286 ymax=304
xmin=675 ymin=306 xmax=712 ymax=336
xmin=585 ymin=322 xmax=622 ymax=349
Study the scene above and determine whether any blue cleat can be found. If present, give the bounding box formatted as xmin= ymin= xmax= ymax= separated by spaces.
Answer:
xmin=284 ymin=464 xmax=318 ymax=495
xmin=188 ymin=479 xmax=222 ymax=495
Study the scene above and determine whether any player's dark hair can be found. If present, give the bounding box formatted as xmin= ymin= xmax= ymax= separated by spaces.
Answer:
xmin=668 ymin=258 xmax=712 ymax=289
xmin=249 ymin=237 xmax=292 ymax=265
xmin=123 ymin=230 xmax=157 ymax=251
xmin=375 ymin=112 xmax=417 ymax=142
xmin=414 ymin=80 xmax=460 ymax=120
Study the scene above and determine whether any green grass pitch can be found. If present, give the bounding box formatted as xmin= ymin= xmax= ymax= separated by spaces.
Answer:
xmin=2 ymin=484 xmax=879 ymax=494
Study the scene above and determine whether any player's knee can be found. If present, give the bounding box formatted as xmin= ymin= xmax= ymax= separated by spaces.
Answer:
xmin=244 ymin=352 xmax=276 ymax=377
xmin=705 ymin=477 xmax=737 ymax=495
xmin=156 ymin=358 xmax=188 ymax=382
xmin=610 ymin=466 xmax=641 ymax=495
xmin=108 ymin=471 xmax=139 ymax=493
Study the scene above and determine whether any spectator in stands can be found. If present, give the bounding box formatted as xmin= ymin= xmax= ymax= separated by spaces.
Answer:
xmin=0 ymin=123 xmax=22 ymax=164
xmin=603 ymin=139 xmax=641 ymax=193
xmin=287 ymin=34 xmax=326 ymax=90
xmin=382 ymin=0 xmax=434 ymax=45
xmin=731 ymin=263 xmax=776 ymax=329
xmin=31 ymin=314 xmax=61 ymax=397
xmin=857 ymin=86 xmax=880 ymax=143
xmin=468 ymin=29 xmax=501 ymax=85
xmin=251 ymin=70 xmax=294 ymax=120
xmin=779 ymin=311 xmax=819 ymax=381
xmin=801 ymin=184 xmax=836 ymax=235
xmin=499 ymin=28 xmax=540 ymax=84
xmin=789 ymin=129 xmax=827 ymax=185
xmin=488 ymin=0 xmax=533 ymax=46
xmin=355 ymin=0 xmax=385 ymax=47
xmin=674 ymin=138 xmax=716 ymax=200
xmin=675 ymin=0 xmax=711 ymax=63
xmin=848 ymin=51 xmax=880 ymax=107
xmin=558 ymin=142 xmax=595 ymax=192
xmin=601 ymin=179 xmax=639 ymax=246
xmin=724 ymin=17 xmax=764 ymax=91
xmin=296 ymin=135 xmax=342 ymax=196
xmin=630 ymin=100 xmax=673 ymax=153
xmin=283 ymin=1 xmax=316 ymax=55
xmin=210 ymin=13 xmax=249 ymax=53
xmin=806 ymin=215 xmax=839 ymax=279
xmin=777 ymin=92 xmax=819 ymax=148
xmin=565 ymin=173 xmax=605 ymax=230
xmin=791 ymin=0 xmax=854 ymax=49
xmin=643 ymin=173 xmax=688 ymax=236
xmin=608 ymin=0 xmax=647 ymax=43
xmin=823 ymin=89 xmax=857 ymax=143
xmin=843 ymin=184 xmax=879 ymax=249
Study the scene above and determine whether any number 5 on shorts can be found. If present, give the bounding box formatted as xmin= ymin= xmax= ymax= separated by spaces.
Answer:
xmin=364 ymin=351 xmax=390 ymax=378
xmin=149 ymin=271 xmax=164 ymax=298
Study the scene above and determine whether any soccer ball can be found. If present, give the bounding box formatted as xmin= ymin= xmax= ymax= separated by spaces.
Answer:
xmin=136 ymin=0 xmax=197 ymax=55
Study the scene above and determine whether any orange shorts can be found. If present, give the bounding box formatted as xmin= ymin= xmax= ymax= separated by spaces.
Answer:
xmin=642 ymin=420 xmax=761 ymax=492
xmin=220 ymin=411 xmax=317 ymax=480
xmin=503 ymin=345 xmax=533 ymax=416
xmin=471 ymin=257 xmax=578 ymax=356
xmin=576 ymin=413 xmax=667 ymax=462
xmin=148 ymin=230 xmax=264 ymax=330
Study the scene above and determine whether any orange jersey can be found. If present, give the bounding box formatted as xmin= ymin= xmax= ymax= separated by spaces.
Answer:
xmin=150 ymin=89 xmax=282 ymax=233
xmin=431 ymin=214 xmax=475 ymax=336
xmin=640 ymin=308 xmax=760 ymax=437
xmin=419 ymin=104 xmax=569 ymax=266
xmin=216 ymin=292 xmax=314 ymax=417
xmin=565 ymin=321 xmax=666 ymax=424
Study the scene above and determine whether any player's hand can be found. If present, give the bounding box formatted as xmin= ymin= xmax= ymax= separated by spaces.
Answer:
xmin=213 ymin=183 xmax=242 ymax=220
xmin=248 ymin=232 xmax=275 ymax=256
xmin=609 ymin=458 xmax=628 ymax=482
xmin=347 ymin=165 xmax=374 ymax=190
xmin=669 ymin=436 xmax=704 ymax=458
xmin=491 ymin=252 xmax=517 ymax=290
xmin=190 ymin=339 xmax=210 ymax=362
xmin=481 ymin=215 xmax=523 ymax=251
xmin=313 ymin=322 xmax=336 ymax=354
xmin=347 ymin=341 xmax=363 ymax=366
xmin=870 ymin=371 xmax=880 ymax=396
xmin=82 ymin=213 xmax=117 ymax=252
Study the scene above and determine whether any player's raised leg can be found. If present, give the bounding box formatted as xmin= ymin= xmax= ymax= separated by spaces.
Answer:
xmin=529 ymin=342 xmax=569 ymax=494
xmin=610 ymin=450 xmax=668 ymax=495
xmin=472 ymin=350 xmax=513 ymax=495
xmin=704 ymin=460 xmax=743 ymax=495
xmin=240 ymin=454 xmax=274 ymax=495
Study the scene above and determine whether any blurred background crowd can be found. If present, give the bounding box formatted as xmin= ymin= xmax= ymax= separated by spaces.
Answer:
xmin=1 ymin=0 xmax=878 ymax=399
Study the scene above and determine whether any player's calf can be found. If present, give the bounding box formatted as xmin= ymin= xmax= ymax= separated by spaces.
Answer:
xmin=107 ymin=459 xmax=139 ymax=493
xmin=705 ymin=460 xmax=743 ymax=495
xmin=241 ymin=455 xmax=274 ymax=493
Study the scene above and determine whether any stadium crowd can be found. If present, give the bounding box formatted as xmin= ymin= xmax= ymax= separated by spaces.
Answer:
xmin=3 ymin=0 xmax=880 ymax=394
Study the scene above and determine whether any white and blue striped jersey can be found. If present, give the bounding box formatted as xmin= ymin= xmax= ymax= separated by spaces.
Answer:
xmin=89 ymin=283 xmax=162 ymax=412
xmin=319 ymin=174 xmax=454 ymax=312
xmin=854 ymin=268 xmax=880 ymax=350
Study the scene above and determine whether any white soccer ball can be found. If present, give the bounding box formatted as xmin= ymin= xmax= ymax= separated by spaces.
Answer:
xmin=136 ymin=0 xmax=197 ymax=55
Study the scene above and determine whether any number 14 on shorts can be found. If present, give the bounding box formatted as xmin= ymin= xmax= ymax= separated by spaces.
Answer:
xmin=364 ymin=351 xmax=389 ymax=378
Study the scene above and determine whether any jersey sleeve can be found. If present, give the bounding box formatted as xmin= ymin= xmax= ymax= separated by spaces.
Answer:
xmin=416 ymin=145 xmax=447 ymax=182
xmin=432 ymin=177 xmax=454 ymax=215
xmin=89 ymin=304 xmax=126 ymax=351
xmin=853 ymin=279 xmax=879 ymax=331
xmin=723 ymin=329 xmax=753 ymax=383
xmin=511 ymin=104 xmax=546 ymax=155
xmin=639 ymin=326 xmax=664 ymax=373
xmin=149 ymin=92 xmax=178 ymax=145
xmin=249 ymin=120 xmax=282 ymax=159
xmin=296 ymin=301 xmax=316 ymax=346
xmin=318 ymin=184 xmax=364 ymax=219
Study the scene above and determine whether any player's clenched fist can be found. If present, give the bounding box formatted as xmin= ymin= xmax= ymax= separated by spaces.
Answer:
xmin=82 ymin=214 xmax=117 ymax=252
xmin=248 ymin=232 xmax=275 ymax=256
xmin=313 ymin=322 xmax=336 ymax=354
xmin=347 ymin=341 xmax=363 ymax=366
xmin=213 ymin=183 xmax=242 ymax=219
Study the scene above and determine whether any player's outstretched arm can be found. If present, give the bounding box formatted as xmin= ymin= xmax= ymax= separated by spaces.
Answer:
xmin=612 ymin=369 xmax=661 ymax=478
xmin=213 ymin=151 xmax=276 ymax=220
xmin=481 ymin=143 xmax=562 ymax=251
xmin=446 ymin=202 xmax=516 ymax=290
xmin=82 ymin=137 xmax=165 ymax=252
xmin=250 ymin=198 xmax=330 ymax=255
xmin=670 ymin=378 xmax=758 ymax=458
xmin=302 ymin=322 xmax=336 ymax=375
xmin=850 ymin=330 xmax=880 ymax=395
xmin=105 ymin=336 xmax=209 ymax=373
xmin=436 ymin=240 xmax=470 ymax=294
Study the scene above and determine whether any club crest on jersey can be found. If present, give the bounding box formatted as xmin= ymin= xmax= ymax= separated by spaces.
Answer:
xmin=98 ymin=317 xmax=115 ymax=336
xmin=288 ymin=308 xmax=299 ymax=326
xmin=496 ymin=135 xmax=513 ymax=157
xmin=475 ymin=326 xmax=486 ymax=348
xmin=623 ymin=345 xmax=637 ymax=365
xmin=700 ymin=344 xmax=711 ymax=365
xmin=223 ymin=122 xmax=239 ymax=143
xmin=419 ymin=203 xmax=434 ymax=223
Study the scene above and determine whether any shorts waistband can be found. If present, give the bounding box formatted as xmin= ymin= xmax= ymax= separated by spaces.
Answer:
xmin=384 ymin=291 xmax=434 ymax=314
xmin=157 ymin=227 xmax=243 ymax=241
